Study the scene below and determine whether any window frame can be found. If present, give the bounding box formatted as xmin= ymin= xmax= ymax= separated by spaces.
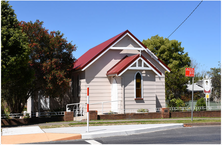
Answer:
xmin=134 ymin=71 xmax=143 ymax=100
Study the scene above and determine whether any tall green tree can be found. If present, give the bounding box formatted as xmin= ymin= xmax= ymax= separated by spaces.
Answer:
xmin=142 ymin=35 xmax=191 ymax=101
xmin=207 ymin=62 xmax=221 ymax=102
xmin=19 ymin=20 xmax=76 ymax=98
xmin=1 ymin=1 xmax=34 ymax=113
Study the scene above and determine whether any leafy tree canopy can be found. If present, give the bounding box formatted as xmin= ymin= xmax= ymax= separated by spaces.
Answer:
xmin=142 ymin=35 xmax=191 ymax=70
xmin=142 ymin=35 xmax=191 ymax=100
xmin=207 ymin=62 xmax=221 ymax=102
xmin=1 ymin=1 xmax=34 ymax=112
xmin=20 ymin=20 xmax=76 ymax=98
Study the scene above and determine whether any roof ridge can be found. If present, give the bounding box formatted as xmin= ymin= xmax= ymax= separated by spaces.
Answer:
xmin=73 ymin=30 xmax=129 ymax=70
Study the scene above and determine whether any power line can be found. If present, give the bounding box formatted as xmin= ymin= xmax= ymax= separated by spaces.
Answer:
xmin=167 ymin=0 xmax=203 ymax=39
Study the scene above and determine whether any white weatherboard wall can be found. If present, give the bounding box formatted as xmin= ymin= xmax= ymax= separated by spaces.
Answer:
xmin=79 ymin=77 xmax=112 ymax=114
xmin=155 ymin=76 xmax=166 ymax=108
xmin=122 ymin=70 xmax=156 ymax=113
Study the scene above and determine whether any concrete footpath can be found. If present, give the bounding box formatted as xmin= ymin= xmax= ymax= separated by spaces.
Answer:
xmin=1 ymin=124 xmax=184 ymax=144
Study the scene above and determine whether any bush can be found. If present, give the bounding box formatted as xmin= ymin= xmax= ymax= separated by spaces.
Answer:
xmin=168 ymin=98 xmax=187 ymax=107
xmin=24 ymin=113 xmax=30 ymax=119
xmin=195 ymin=97 xmax=206 ymax=111
xmin=108 ymin=111 xmax=117 ymax=114
xmin=137 ymin=108 xmax=149 ymax=113
xmin=168 ymin=98 xmax=188 ymax=112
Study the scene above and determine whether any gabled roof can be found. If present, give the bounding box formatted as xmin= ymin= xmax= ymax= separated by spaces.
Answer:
xmin=73 ymin=30 xmax=171 ymax=72
xmin=73 ymin=30 xmax=128 ymax=70
xmin=107 ymin=54 xmax=162 ymax=76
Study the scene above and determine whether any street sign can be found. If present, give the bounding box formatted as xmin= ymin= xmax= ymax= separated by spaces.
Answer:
xmin=185 ymin=68 xmax=195 ymax=77
xmin=206 ymin=94 xmax=209 ymax=98
xmin=203 ymin=79 xmax=211 ymax=94
xmin=185 ymin=68 xmax=195 ymax=121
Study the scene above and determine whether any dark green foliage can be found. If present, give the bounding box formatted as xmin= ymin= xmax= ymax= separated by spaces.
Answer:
xmin=165 ymin=69 xmax=189 ymax=100
xmin=168 ymin=98 xmax=187 ymax=108
xmin=195 ymin=97 xmax=206 ymax=111
xmin=20 ymin=20 xmax=76 ymax=98
xmin=142 ymin=35 xmax=191 ymax=101
xmin=1 ymin=1 xmax=34 ymax=113
xmin=142 ymin=35 xmax=191 ymax=70
xmin=207 ymin=62 xmax=221 ymax=102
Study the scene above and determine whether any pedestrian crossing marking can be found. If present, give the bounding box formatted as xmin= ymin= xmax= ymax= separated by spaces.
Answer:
xmin=85 ymin=139 xmax=102 ymax=144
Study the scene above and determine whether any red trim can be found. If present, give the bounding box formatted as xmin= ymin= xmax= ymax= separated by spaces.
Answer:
xmin=204 ymin=90 xmax=211 ymax=93
xmin=141 ymin=55 xmax=162 ymax=76
xmin=135 ymin=98 xmax=143 ymax=100
xmin=158 ymin=58 xmax=171 ymax=71
xmin=117 ymin=55 xmax=139 ymax=75
xmin=87 ymin=104 xmax=89 ymax=112
xmin=87 ymin=87 xmax=89 ymax=96
xmin=126 ymin=30 xmax=148 ymax=49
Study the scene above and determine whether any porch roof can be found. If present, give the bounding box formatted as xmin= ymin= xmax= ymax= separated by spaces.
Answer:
xmin=106 ymin=54 xmax=162 ymax=76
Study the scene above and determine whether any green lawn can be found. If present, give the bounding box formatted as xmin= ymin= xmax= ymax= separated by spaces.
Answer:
xmin=40 ymin=118 xmax=221 ymax=129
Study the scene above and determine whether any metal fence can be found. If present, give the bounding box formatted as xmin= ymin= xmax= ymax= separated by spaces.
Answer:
xmin=2 ymin=105 xmax=220 ymax=119
xmin=1 ymin=111 xmax=65 ymax=119
xmin=169 ymin=106 xmax=221 ymax=112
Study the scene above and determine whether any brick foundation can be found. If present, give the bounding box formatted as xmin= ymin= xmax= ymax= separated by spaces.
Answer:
xmin=2 ymin=110 xmax=220 ymax=126
xmin=64 ymin=112 xmax=74 ymax=121
xmin=171 ymin=111 xmax=221 ymax=118
xmin=160 ymin=108 xmax=170 ymax=118
xmin=98 ymin=112 xmax=162 ymax=120
xmin=89 ymin=110 xmax=98 ymax=120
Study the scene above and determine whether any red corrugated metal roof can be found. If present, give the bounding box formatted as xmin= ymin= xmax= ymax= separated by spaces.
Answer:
xmin=106 ymin=54 xmax=162 ymax=76
xmin=73 ymin=30 xmax=129 ymax=70
xmin=107 ymin=54 xmax=139 ymax=75
xmin=73 ymin=30 xmax=171 ymax=72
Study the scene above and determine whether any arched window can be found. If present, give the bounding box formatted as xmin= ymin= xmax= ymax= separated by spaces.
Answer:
xmin=134 ymin=72 xmax=143 ymax=99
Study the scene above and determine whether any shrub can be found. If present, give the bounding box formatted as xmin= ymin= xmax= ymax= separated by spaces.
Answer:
xmin=168 ymin=98 xmax=187 ymax=107
xmin=137 ymin=108 xmax=149 ymax=113
xmin=24 ymin=113 xmax=30 ymax=119
xmin=195 ymin=97 xmax=206 ymax=111
xmin=108 ymin=111 xmax=117 ymax=114
xmin=168 ymin=98 xmax=188 ymax=112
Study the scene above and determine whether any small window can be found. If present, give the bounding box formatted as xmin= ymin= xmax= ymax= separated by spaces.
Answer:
xmin=136 ymin=73 xmax=141 ymax=98
xmin=134 ymin=72 xmax=143 ymax=100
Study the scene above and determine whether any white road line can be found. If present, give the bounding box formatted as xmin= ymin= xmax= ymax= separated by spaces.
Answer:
xmin=85 ymin=140 xmax=102 ymax=144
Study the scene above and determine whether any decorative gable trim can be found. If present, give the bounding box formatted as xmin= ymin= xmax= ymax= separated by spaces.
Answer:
xmin=118 ymin=55 xmax=162 ymax=77
xmin=107 ymin=54 xmax=162 ymax=77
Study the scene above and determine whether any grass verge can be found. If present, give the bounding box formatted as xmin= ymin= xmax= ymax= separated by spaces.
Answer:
xmin=40 ymin=119 xmax=221 ymax=129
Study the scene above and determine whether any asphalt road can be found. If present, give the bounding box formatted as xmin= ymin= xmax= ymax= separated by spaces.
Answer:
xmin=34 ymin=126 xmax=221 ymax=144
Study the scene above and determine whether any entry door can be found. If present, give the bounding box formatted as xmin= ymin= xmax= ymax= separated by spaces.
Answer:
xmin=111 ymin=78 xmax=118 ymax=112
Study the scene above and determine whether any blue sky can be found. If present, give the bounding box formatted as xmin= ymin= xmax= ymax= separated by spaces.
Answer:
xmin=9 ymin=1 xmax=221 ymax=73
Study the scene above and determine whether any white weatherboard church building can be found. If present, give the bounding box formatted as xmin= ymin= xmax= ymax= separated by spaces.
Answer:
xmin=71 ymin=30 xmax=171 ymax=114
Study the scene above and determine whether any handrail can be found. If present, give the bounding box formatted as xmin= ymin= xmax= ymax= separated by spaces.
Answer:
xmin=66 ymin=100 xmax=122 ymax=115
